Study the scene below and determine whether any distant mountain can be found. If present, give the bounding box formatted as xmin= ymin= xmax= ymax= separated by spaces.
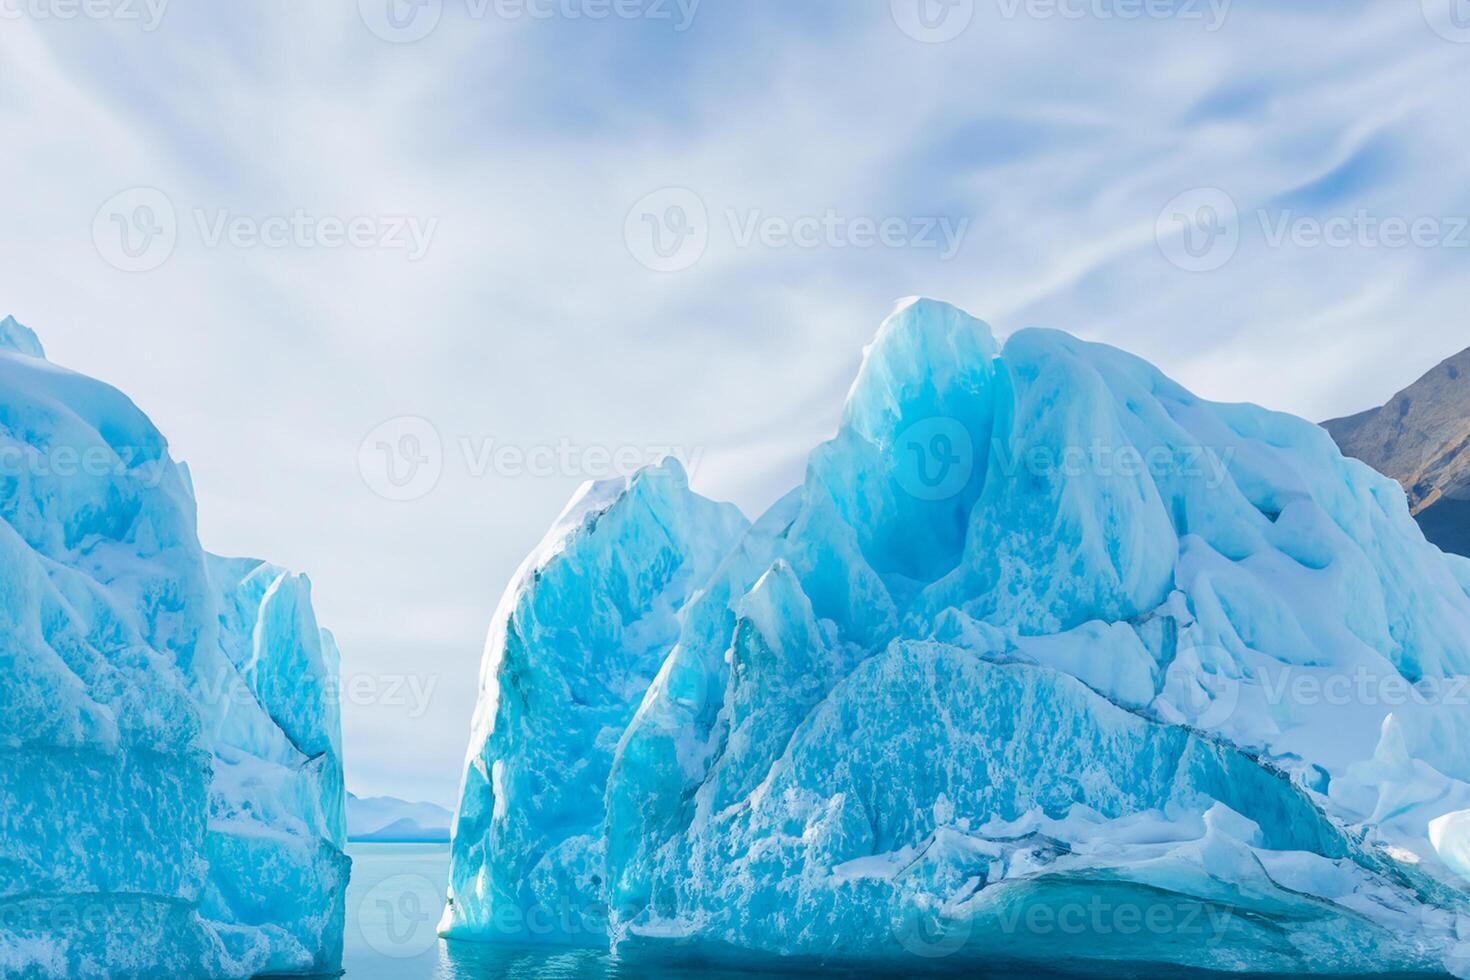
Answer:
xmin=346 ymin=792 xmax=452 ymax=843
xmin=1324 ymin=345 xmax=1470 ymax=557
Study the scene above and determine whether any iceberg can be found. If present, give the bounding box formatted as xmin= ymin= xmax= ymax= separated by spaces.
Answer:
xmin=444 ymin=299 xmax=1470 ymax=975
xmin=0 ymin=317 xmax=348 ymax=978
xmin=443 ymin=464 xmax=748 ymax=944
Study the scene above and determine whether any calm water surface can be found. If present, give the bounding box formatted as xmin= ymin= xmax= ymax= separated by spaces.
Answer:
xmin=346 ymin=843 xmax=863 ymax=979
xmin=346 ymin=844 xmax=791 ymax=979
xmin=341 ymin=843 xmax=1422 ymax=979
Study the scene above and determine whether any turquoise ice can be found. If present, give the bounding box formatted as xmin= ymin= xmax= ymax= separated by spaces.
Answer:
xmin=444 ymin=299 xmax=1470 ymax=975
xmin=0 ymin=317 xmax=348 ymax=978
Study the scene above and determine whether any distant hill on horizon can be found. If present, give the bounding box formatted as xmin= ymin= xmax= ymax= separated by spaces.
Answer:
xmin=346 ymin=792 xmax=452 ymax=843
xmin=1324 ymin=344 xmax=1470 ymax=558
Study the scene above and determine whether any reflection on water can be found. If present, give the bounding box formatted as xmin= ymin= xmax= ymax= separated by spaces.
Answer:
xmin=344 ymin=842 xmax=448 ymax=980
xmin=345 ymin=843 xmax=846 ymax=979
xmin=343 ymin=843 xmax=1410 ymax=980
xmin=345 ymin=843 xmax=850 ymax=979
xmin=344 ymin=843 xmax=968 ymax=979
xmin=438 ymin=944 xmax=835 ymax=980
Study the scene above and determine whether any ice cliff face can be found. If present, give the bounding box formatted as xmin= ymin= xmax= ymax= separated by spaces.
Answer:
xmin=0 ymin=318 xmax=348 ymax=978
xmin=444 ymin=463 xmax=747 ymax=943
xmin=445 ymin=299 xmax=1470 ymax=975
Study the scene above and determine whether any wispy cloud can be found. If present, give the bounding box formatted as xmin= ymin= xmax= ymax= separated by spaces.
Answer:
xmin=2 ymin=0 xmax=1467 ymax=803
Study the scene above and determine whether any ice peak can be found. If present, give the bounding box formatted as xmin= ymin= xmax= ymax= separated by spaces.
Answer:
xmin=736 ymin=560 xmax=817 ymax=656
xmin=444 ymin=436 xmax=747 ymax=945
xmin=449 ymin=299 xmax=1470 ymax=975
xmin=0 ymin=314 xmax=45 ymax=359
xmin=842 ymin=297 xmax=998 ymax=446
xmin=546 ymin=455 xmax=698 ymax=560
xmin=630 ymin=453 xmax=692 ymax=493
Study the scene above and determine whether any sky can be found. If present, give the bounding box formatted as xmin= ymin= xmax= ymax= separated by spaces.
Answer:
xmin=2 ymin=0 xmax=1469 ymax=807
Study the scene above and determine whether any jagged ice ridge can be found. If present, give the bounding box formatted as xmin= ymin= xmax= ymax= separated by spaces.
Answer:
xmin=0 ymin=316 xmax=348 ymax=978
xmin=444 ymin=299 xmax=1470 ymax=975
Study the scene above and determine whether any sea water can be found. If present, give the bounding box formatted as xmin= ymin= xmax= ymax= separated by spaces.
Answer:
xmin=344 ymin=843 xmax=805 ymax=979
xmin=342 ymin=844 xmax=1415 ymax=979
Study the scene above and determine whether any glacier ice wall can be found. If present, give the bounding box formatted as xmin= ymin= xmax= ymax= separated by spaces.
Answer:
xmin=0 ymin=317 xmax=348 ymax=978
xmin=445 ymin=299 xmax=1470 ymax=975
xmin=443 ymin=463 xmax=747 ymax=943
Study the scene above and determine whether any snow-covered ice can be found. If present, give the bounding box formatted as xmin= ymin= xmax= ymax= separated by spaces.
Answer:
xmin=444 ymin=299 xmax=1470 ymax=974
xmin=0 ymin=317 xmax=348 ymax=978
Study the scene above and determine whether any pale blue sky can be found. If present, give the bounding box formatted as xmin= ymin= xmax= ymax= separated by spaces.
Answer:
xmin=3 ymin=0 xmax=1469 ymax=805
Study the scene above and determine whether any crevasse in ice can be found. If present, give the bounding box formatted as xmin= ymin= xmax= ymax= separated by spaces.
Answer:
xmin=0 ymin=316 xmax=348 ymax=978
xmin=444 ymin=299 xmax=1470 ymax=974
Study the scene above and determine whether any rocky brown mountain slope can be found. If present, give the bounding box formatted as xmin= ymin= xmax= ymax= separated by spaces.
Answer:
xmin=1325 ymin=345 xmax=1470 ymax=557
